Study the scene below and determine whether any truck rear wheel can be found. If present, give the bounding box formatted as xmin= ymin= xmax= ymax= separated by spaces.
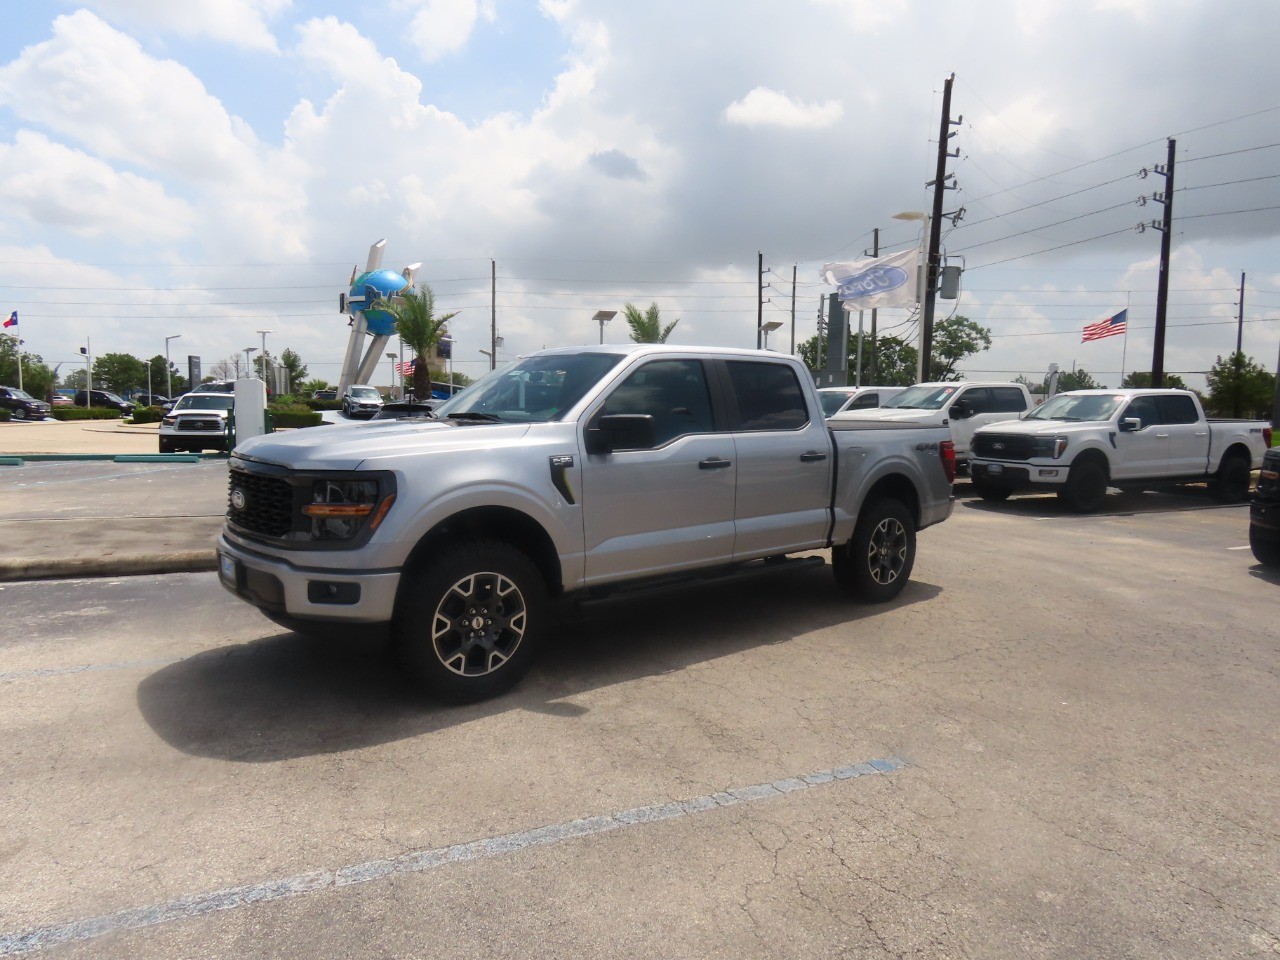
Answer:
xmin=833 ymin=498 xmax=915 ymax=603
xmin=1208 ymin=453 xmax=1251 ymax=503
xmin=393 ymin=540 xmax=547 ymax=703
xmin=1059 ymin=459 xmax=1108 ymax=513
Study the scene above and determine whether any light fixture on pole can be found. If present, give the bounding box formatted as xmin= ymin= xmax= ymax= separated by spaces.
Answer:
xmin=164 ymin=334 xmax=181 ymax=398
xmin=243 ymin=347 xmax=257 ymax=377
xmin=892 ymin=211 xmax=929 ymax=382
xmin=256 ymin=329 xmax=273 ymax=383
xmin=478 ymin=336 xmax=504 ymax=368
xmin=759 ymin=320 xmax=783 ymax=350
xmin=592 ymin=310 xmax=617 ymax=344
xmin=386 ymin=352 xmax=397 ymax=398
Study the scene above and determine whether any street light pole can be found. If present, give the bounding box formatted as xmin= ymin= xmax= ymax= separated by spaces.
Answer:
xmin=243 ymin=347 xmax=257 ymax=376
xmin=592 ymin=310 xmax=617 ymax=344
xmin=892 ymin=211 xmax=930 ymax=382
xmin=164 ymin=334 xmax=181 ymax=398
xmin=386 ymin=352 xmax=397 ymax=397
xmin=257 ymin=329 xmax=272 ymax=384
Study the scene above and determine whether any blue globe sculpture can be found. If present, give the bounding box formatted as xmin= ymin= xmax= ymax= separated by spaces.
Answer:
xmin=350 ymin=269 xmax=410 ymax=337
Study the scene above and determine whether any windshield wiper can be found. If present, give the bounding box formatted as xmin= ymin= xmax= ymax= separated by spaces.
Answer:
xmin=444 ymin=411 xmax=503 ymax=423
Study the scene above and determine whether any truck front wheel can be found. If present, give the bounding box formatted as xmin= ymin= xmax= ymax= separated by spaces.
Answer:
xmin=1249 ymin=525 xmax=1280 ymax=566
xmin=1059 ymin=459 xmax=1108 ymax=513
xmin=970 ymin=476 xmax=1013 ymax=501
xmin=833 ymin=498 xmax=916 ymax=603
xmin=394 ymin=540 xmax=547 ymax=703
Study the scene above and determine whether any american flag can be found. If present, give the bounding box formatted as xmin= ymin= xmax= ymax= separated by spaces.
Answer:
xmin=1082 ymin=309 xmax=1127 ymax=342
xmin=395 ymin=359 xmax=415 ymax=375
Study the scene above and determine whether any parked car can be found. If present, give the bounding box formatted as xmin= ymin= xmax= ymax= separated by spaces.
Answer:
xmin=311 ymin=389 xmax=338 ymax=401
xmin=50 ymin=395 xmax=74 ymax=407
xmin=1249 ymin=445 xmax=1280 ymax=566
xmin=371 ymin=401 xmax=435 ymax=420
xmin=134 ymin=393 xmax=169 ymax=407
xmin=817 ymin=385 xmax=906 ymax=417
xmin=340 ymin=384 xmax=384 ymax=419
xmin=832 ymin=381 xmax=1034 ymax=470
xmin=74 ymin=389 xmax=134 ymax=414
xmin=219 ymin=344 xmax=956 ymax=703
xmin=158 ymin=393 xmax=235 ymax=453
xmin=969 ymin=389 xmax=1272 ymax=512
xmin=0 ymin=385 xmax=52 ymax=420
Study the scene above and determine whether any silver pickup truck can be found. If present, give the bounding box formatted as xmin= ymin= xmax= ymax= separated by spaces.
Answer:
xmin=217 ymin=345 xmax=955 ymax=702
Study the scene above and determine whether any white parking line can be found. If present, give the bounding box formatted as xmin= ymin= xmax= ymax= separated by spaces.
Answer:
xmin=0 ymin=757 xmax=907 ymax=957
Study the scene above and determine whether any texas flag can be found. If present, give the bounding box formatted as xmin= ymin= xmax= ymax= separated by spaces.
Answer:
xmin=2 ymin=311 xmax=15 ymax=329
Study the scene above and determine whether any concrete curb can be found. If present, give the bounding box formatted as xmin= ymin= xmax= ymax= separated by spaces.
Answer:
xmin=0 ymin=551 xmax=218 ymax=583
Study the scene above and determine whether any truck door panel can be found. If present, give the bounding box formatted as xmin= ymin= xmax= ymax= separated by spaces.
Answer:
xmin=1113 ymin=395 xmax=1170 ymax=478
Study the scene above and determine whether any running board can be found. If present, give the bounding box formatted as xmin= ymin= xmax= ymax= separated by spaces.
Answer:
xmin=571 ymin=554 xmax=827 ymax=611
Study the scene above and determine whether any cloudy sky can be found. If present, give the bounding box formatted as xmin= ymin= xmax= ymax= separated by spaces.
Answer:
xmin=1 ymin=0 xmax=1278 ymax=391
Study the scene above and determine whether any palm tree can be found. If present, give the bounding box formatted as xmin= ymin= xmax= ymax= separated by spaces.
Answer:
xmin=623 ymin=302 xmax=679 ymax=343
xmin=377 ymin=285 xmax=457 ymax=400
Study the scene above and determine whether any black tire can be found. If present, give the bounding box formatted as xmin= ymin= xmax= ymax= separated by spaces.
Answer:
xmin=159 ymin=438 xmax=175 ymax=453
xmin=1249 ymin=525 xmax=1280 ymax=566
xmin=833 ymin=498 xmax=916 ymax=603
xmin=1208 ymin=454 xmax=1251 ymax=504
xmin=1059 ymin=458 xmax=1108 ymax=513
xmin=12 ymin=408 xmax=26 ymax=421
xmin=970 ymin=476 xmax=1014 ymax=502
xmin=393 ymin=540 xmax=547 ymax=703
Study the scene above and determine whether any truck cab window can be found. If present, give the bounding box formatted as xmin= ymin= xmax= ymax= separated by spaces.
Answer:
xmin=725 ymin=361 xmax=809 ymax=431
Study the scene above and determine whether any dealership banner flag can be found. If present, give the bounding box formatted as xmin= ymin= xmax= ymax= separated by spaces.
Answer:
xmin=821 ymin=247 xmax=920 ymax=310
xmin=1082 ymin=309 xmax=1127 ymax=342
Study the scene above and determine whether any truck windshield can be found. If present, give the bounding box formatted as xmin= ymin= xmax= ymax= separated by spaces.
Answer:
xmin=176 ymin=395 xmax=235 ymax=411
xmin=882 ymin=385 xmax=959 ymax=410
xmin=1026 ymin=394 xmax=1124 ymax=422
xmin=431 ymin=352 xmax=625 ymax=423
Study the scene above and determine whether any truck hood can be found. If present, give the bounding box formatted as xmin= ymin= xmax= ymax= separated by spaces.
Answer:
xmin=834 ymin=407 xmax=941 ymax=423
xmin=234 ymin=419 xmax=534 ymax=471
xmin=974 ymin=418 xmax=1102 ymax=437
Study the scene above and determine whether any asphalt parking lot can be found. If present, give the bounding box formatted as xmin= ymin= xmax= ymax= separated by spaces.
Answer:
xmin=2 ymin=483 xmax=1277 ymax=959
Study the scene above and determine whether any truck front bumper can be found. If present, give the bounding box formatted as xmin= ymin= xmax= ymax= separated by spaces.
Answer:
xmin=969 ymin=459 xmax=1068 ymax=490
xmin=216 ymin=534 xmax=401 ymax=624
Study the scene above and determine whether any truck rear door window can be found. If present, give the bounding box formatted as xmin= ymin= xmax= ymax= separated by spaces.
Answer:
xmin=725 ymin=361 xmax=809 ymax=432
xmin=1155 ymin=394 xmax=1198 ymax=424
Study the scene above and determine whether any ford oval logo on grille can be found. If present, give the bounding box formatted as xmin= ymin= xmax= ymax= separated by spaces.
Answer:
xmin=993 ymin=442 xmax=1005 ymax=450
xmin=230 ymin=488 xmax=247 ymax=510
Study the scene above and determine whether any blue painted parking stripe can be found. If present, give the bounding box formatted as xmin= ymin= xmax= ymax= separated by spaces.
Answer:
xmin=0 ymin=757 xmax=907 ymax=956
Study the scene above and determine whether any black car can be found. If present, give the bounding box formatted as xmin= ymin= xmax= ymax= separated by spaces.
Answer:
xmin=0 ymin=385 xmax=51 ymax=420
xmin=311 ymin=389 xmax=338 ymax=401
xmin=134 ymin=393 xmax=169 ymax=407
xmin=74 ymin=389 xmax=134 ymax=414
xmin=1249 ymin=446 xmax=1280 ymax=566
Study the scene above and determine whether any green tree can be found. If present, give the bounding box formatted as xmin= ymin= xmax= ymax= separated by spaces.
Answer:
xmin=929 ymin=315 xmax=992 ymax=381
xmin=1120 ymin=371 xmax=1188 ymax=389
xmin=144 ymin=354 xmax=186 ymax=397
xmin=1056 ymin=367 xmax=1105 ymax=391
xmin=92 ymin=353 xmax=147 ymax=395
xmin=624 ymin=302 xmax=679 ymax=343
xmin=300 ymin=378 xmax=330 ymax=396
xmin=0 ymin=337 xmax=55 ymax=400
xmin=280 ymin=348 xmax=308 ymax=393
xmin=377 ymin=285 xmax=457 ymax=401
xmin=1204 ymin=351 xmax=1275 ymax=418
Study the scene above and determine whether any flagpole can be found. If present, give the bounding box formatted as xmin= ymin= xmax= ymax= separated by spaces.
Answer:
xmin=1120 ymin=291 xmax=1129 ymax=386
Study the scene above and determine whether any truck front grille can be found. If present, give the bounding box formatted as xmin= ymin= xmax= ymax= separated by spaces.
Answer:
xmin=972 ymin=433 xmax=1038 ymax=461
xmin=178 ymin=418 xmax=222 ymax=431
xmin=228 ymin=469 xmax=294 ymax=537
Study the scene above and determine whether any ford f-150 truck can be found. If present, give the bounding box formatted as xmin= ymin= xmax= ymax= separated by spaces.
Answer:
xmin=969 ymin=388 xmax=1272 ymax=512
xmin=217 ymin=345 xmax=955 ymax=702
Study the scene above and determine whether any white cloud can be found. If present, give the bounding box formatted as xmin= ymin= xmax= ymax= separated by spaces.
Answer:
xmin=404 ymin=0 xmax=490 ymax=62
xmin=73 ymin=0 xmax=290 ymax=52
xmin=808 ymin=0 xmax=908 ymax=30
xmin=0 ymin=131 xmax=194 ymax=243
xmin=723 ymin=87 xmax=843 ymax=130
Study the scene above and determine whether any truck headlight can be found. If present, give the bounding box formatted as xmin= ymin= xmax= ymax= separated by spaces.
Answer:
xmin=161 ymin=416 xmax=176 ymax=426
xmin=1031 ymin=436 xmax=1068 ymax=459
xmin=302 ymin=477 xmax=396 ymax=541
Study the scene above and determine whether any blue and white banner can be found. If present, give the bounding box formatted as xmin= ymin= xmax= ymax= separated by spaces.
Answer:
xmin=821 ymin=247 xmax=920 ymax=309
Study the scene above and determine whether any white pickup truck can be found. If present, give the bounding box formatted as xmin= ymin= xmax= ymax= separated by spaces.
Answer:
xmin=217 ymin=345 xmax=956 ymax=702
xmin=969 ymin=388 xmax=1273 ymax=512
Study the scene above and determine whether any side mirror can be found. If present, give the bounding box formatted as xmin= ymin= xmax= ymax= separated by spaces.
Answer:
xmin=1119 ymin=417 xmax=1141 ymax=432
xmin=585 ymin=413 xmax=657 ymax=455
xmin=949 ymin=400 xmax=972 ymax=420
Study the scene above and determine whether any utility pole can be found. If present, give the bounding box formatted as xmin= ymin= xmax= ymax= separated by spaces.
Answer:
xmin=756 ymin=252 xmax=764 ymax=349
xmin=789 ymin=265 xmax=797 ymax=355
xmin=816 ymin=295 xmax=826 ymax=369
xmin=1236 ymin=271 xmax=1245 ymax=354
xmin=1149 ymin=138 xmax=1176 ymax=387
xmin=490 ymin=259 xmax=497 ymax=371
xmin=869 ymin=228 xmax=879 ymax=383
xmin=923 ymin=73 xmax=961 ymax=382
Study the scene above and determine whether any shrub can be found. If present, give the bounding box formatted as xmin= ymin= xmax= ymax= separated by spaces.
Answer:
xmin=51 ymin=408 xmax=126 ymax=421
xmin=305 ymin=398 xmax=343 ymax=411
xmin=131 ymin=406 xmax=164 ymax=424
xmin=270 ymin=409 xmax=324 ymax=429
xmin=0 ymin=409 xmax=10 ymax=422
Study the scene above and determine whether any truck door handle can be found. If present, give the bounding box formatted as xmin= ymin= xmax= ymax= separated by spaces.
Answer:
xmin=1156 ymin=432 xmax=1169 ymax=438
xmin=699 ymin=457 xmax=732 ymax=470
xmin=799 ymin=451 xmax=827 ymax=462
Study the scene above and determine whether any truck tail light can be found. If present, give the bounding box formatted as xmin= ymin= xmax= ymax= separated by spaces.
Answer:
xmin=940 ymin=440 xmax=956 ymax=483
xmin=1265 ymin=427 xmax=1273 ymax=449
